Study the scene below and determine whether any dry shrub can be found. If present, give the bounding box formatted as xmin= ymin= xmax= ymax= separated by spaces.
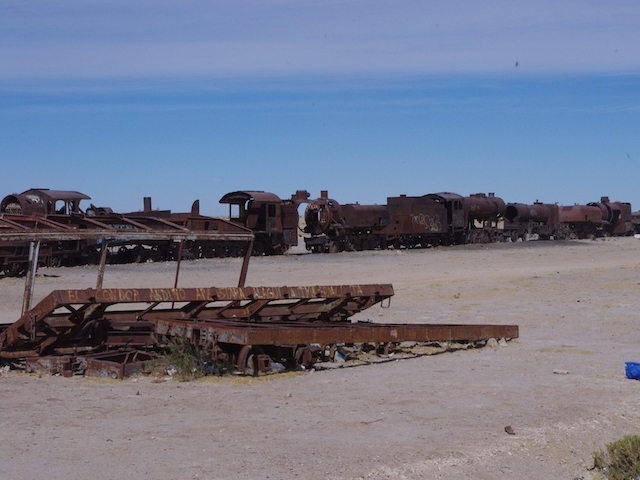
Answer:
xmin=150 ymin=335 xmax=231 ymax=381
xmin=593 ymin=435 xmax=640 ymax=480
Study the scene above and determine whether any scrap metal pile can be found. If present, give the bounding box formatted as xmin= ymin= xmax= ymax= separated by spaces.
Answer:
xmin=0 ymin=224 xmax=518 ymax=379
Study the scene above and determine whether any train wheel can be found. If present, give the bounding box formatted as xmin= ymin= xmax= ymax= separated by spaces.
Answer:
xmin=3 ymin=262 xmax=27 ymax=277
xmin=328 ymin=241 xmax=339 ymax=254
xmin=236 ymin=345 xmax=265 ymax=376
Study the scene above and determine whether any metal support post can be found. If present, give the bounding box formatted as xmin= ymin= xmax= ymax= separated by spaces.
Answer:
xmin=21 ymin=240 xmax=41 ymax=316
xmin=238 ymin=238 xmax=254 ymax=288
xmin=96 ymin=240 xmax=109 ymax=289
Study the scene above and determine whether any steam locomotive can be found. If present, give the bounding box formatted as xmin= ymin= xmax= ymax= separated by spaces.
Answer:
xmin=1 ymin=187 xmax=635 ymax=274
xmin=302 ymin=191 xmax=633 ymax=253
xmin=0 ymin=188 xmax=313 ymax=275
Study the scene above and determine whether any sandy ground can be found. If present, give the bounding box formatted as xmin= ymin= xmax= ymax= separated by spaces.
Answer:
xmin=1 ymin=237 xmax=640 ymax=479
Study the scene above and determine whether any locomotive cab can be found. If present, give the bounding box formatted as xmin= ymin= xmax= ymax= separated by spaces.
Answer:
xmin=220 ymin=191 xmax=298 ymax=254
xmin=1 ymin=189 xmax=90 ymax=216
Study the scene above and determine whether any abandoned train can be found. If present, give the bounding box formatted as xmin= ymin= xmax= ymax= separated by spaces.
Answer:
xmin=302 ymin=191 xmax=633 ymax=253
xmin=0 ymin=189 xmax=253 ymax=275
xmin=0 ymin=187 xmax=635 ymax=273
xmin=0 ymin=188 xmax=311 ymax=275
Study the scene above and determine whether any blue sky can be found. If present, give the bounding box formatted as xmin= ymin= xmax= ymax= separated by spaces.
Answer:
xmin=1 ymin=1 xmax=639 ymax=215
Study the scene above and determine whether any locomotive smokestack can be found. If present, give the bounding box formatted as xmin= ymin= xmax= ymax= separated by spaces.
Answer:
xmin=321 ymin=190 xmax=328 ymax=200
xmin=143 ymin=197 xmax=152 ymax=212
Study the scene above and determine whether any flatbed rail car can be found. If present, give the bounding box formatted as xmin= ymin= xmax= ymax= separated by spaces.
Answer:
xmin=0 ymin=285 xmax=518 ymax=376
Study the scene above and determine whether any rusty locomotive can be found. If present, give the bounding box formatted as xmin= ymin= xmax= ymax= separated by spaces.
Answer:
xmin=302 ymin=191 xmax=634 ymax=253
xmin=0 ymin=189 xmax=251 ymax=275
xmin=219 ymin=190 xmax=309 ymax=255
xmin=0 ymin=188 xmax=309 ymax=275
xmin=0 ymin=189 xmax=111 ymax=275
xmin=1 ymin=188 xmax=635 ymax=271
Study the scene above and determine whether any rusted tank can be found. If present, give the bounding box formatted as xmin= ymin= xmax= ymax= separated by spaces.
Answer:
xmin=559 ymin=205 xmax=602 ymax=224
xmin=587 ymin=197 xmax=633 ymax=235
xmin=465 ymin=193 xmax=506 ymax=223
xmin=505 ymin=203 xmax=557 ymax=224
xmin=504 ymin=202 xmax=564 ymax=240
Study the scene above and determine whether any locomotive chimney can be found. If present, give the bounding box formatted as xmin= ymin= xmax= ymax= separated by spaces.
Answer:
xmin=143 ymin=197 xmax=152 ymax=212
xmin=321 ymin=190 xmax=328 ymax=200
xmin=292 ymin=190 xmax=310 ymax=202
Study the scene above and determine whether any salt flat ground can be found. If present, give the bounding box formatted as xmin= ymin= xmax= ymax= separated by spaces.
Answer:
xmin=1 ymin=237 xmax=640 ymax=479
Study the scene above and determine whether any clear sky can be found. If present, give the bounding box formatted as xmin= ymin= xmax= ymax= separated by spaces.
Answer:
xmin=1 ymin=1 xmax=639 ymax=215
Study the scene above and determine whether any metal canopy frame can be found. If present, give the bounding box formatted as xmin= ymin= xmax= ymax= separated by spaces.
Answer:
xmin=0 ymin=228 xmax=255 ymax=316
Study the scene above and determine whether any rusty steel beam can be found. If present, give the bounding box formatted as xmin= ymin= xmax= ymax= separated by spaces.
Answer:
xmin=21 ymin=240 xmax=41 ymax=315
xmin=0 ymin=230 xmax=254 ymax=242
xmin=155 ymin=319 xmax=519 ymax=346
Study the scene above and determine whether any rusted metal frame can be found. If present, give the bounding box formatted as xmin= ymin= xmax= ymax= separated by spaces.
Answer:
xmin=135 ymin=301 xmax=161 ymax=320
xmin=1 ymin=284 xmax=392 ymax=354
xmin=0 ymin=230 xmax=255 ymax=242
xmin=0 ymin=215 xmax=72 ymax=230
xmin=76 ymin=284 xmax=393 ymax=304
xmin=96 ymin=240 xmax=109 ymax=289
xmin=12 ymin=286 xmax=392 ymax=324
xmin=78 ymin=214 xmax=180 ymax=231
xmin=170 ymin=240 xmax=186 ymax=309
xmin=1 ymin=292 xmax=58 ymax=351
xmin=196 ymin=299 xmax=241 ymax=319
xmin=101 ymin=324 xmax=156 ymax=348
xmin=19 ymin=303 xmax=110 ymax=356
xmin=48 ymin=303 xmax=112 ymax=347
xmin=154 ymin=318 xmax=519 ymax=346
xmin=2 ymin=285 xmax=382 ymax=334
xmin=0 ymin=217 xmax=35 ymax=230
xmin=238 ymin=237 xmax=254 ymax=288
xmin=137 ymin=216 xmax=191 ymax=231
xmin=178 ymin=299 xmax=214 ymax=320
xmin=173 ymin=240 xmax=184 ymax=290
xmin=236 ymin=297 xmax=354 ymax=322
xmin=211 ymin=298 xmax=272 ymax=321
xmin=130 ymin=296 xmax=378 ymax=323
xmin=69 ymin=216 xmax=116 ymax=230
xmin=84 ymin=350 xmax=154 ymax=379
xmin=21 ymin=240 xmax=41 ymax=316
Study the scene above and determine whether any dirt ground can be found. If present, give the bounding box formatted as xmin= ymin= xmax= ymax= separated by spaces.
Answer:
xmin=1 ymin=237 xmax=640 ymax=479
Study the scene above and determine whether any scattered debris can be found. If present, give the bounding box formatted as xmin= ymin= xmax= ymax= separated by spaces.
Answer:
xmin=505 ymin=425 xmax=515 ymax=435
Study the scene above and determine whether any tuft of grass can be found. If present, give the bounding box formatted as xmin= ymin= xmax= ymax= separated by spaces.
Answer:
xmin=593 ymin=435 xmax=640 ymax=480
xmin=150 ymin=335 xmax=233 ymax=381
